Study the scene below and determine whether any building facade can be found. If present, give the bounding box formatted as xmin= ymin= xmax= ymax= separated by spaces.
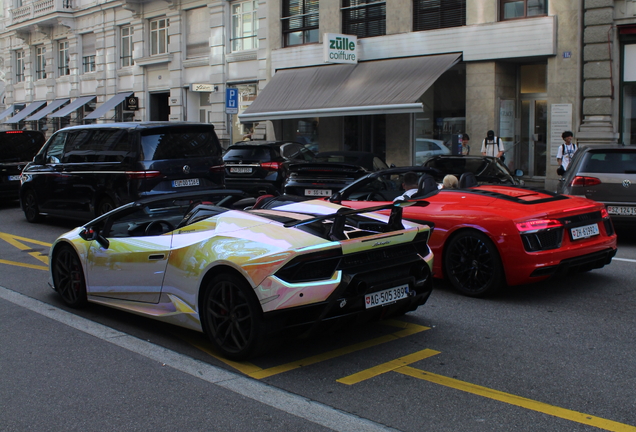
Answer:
xmin=0 ymin=1 xmax=628 ymax=188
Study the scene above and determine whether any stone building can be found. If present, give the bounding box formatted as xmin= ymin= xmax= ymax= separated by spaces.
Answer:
xmin=0 ymin=1 xmax=628 ymax=188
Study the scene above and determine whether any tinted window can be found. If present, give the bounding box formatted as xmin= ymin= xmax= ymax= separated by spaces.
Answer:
xmin=224 ymin=147 xmax=274 ymax=161
xmin=582 ymin=151 xmax=636 ymax=174
xmin=141 ymin=127 xmax=221 ymax=160
xmin=0 ymin=131 xmax=45 ymax=162
xmin=45 ymin=133 xmax=68 ymax=163
xmin=62 ymin=129 xmax=132 ymax=163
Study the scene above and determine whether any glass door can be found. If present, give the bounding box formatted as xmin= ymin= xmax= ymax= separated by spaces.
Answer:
xmin=517 ymin=99 xmax=547 ymax=177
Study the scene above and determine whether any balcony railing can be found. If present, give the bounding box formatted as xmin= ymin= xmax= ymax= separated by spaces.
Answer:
xmin=10 ymin=0 xmax=74 ymax=25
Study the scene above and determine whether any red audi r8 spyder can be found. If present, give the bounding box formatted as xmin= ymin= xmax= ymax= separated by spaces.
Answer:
xmin=317 ymin=166 xmax=618 ymax=297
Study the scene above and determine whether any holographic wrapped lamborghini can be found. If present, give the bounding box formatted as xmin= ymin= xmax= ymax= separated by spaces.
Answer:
xmin=49 ymin=190 xmax=434 ymax=359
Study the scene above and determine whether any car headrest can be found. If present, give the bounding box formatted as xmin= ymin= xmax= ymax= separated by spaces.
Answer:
xmin=411 ymin=174 xmax=438 ymax=199
xmin=459 ymin=172 xmax=478 ymax=188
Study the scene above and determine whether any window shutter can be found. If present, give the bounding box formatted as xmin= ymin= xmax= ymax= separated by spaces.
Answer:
xmin=82 ymin=33 xmax=96 ymax=57
xmin=413 ymin=0 xmax=466 ymax=32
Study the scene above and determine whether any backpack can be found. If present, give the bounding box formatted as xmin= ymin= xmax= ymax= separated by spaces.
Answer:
xmin=485 ymin=135 xmax=504 ymax=161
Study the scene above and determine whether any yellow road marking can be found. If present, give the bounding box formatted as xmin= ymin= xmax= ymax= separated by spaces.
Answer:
xmin=184 ymin=320 xmax=430 ymax=378
xmin=0 ymin=232 xmax=51 ymax=267
xmin=397 ymin=366 xmax=636 ymax=432
xmin=337 ymin=348 xmax=440 ymax=385
xmin=0 ymin=258 xmax=48 ymax=271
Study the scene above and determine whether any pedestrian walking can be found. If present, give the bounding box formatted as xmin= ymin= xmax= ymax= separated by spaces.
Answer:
xmin=480 ymin=130 xmax=504 ymax=159
xmin=556 ymin=131 xmax=577 ymax=176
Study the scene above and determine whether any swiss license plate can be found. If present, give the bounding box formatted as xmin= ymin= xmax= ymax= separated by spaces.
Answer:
xmin=8 ymin=175 xmax=21 ymax=181
xmin=305 ymin=189 xmax=332 ymax=197
xmin=172 ymin=178 xmax=200 ymax=187
xmin=571 ymin=223 xmax=600 ymax=240
xmin=365 ymin=284 xmax=410 ymax=309
xmin=607 ymin=206 xmax=636 ymax=216
xmin=230 ymin=167 xmax=252 ymax=174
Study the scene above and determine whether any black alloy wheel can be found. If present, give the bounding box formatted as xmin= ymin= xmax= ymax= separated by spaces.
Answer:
xmin=201 ymin=273 xmax=264 ymax=360
xmin=52 ymin=245 xmax=88 ymax=308
xmin=444 ymin=230 xmax=504 ymax=297
xmin=96 ymin=197 xmax=115 ymax=216
xmin=23 ymin=189 xmax=42 ymax=223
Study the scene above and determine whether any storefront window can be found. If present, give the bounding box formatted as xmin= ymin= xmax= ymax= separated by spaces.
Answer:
xmin=231 ymin=83 xmax=258 ymax=143
xmin=622 ymin=44 xmax=636 ymax=145
xmin=282 ymin=118 xmax=320 ymax=152
xmin=414 ymin=63 xmax=466 ymax=164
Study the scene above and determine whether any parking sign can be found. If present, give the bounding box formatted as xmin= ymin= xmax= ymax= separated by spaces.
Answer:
xmin=225 ymin=88 xmax=238 ymax=114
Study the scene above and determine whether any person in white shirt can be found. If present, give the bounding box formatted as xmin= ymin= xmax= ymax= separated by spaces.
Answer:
xmin=394 ymin=171 xmax=419 ymax=202
xmin=480 ymin=130 xmax=505 ymax=159
xmin=556 ymin=131 xmax=577 ymax=174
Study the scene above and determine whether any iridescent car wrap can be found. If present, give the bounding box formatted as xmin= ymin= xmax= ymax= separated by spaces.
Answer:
xmin=49 ymin=191 xmax=433 ymax=359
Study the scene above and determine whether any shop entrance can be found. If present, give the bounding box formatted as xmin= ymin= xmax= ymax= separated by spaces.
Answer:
xmin=149 ymin=92 xmax=170 ymax=121
xmin=516 ymin=99 xmax=547 ymax=177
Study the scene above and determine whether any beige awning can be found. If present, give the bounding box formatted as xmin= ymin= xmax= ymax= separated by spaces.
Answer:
xmin=239 ymin=53 xmax=461 ymax=122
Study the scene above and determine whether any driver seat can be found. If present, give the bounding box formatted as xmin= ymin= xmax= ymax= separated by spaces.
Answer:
xmin=459 ymin=172 xmax=478 ymax=188
xmin=411 ymin=174 xmax=439 ymax=199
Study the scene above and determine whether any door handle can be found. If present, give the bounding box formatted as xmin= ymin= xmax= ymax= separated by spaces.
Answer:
xmin=148 ymin=254 xmax=165 ymax=260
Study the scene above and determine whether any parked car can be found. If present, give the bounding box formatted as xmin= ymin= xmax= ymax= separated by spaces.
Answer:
xmin=321 ymin=166 xmax=617 ymax=297
xmin=283 ymin=151 xmax=389 ymax=197
xmin=223 ymin=141 xmax=315 ymax=195
xmin=20 ymin=122 xmax=224 ymax=222
xmin=48 ymin=189 xmax=434 ymax=359
xmin=423 ymin=155 xmax=525 ymax=186
xmin=0 ymin=130 xmax=45 ymax=201
xmin=558 ymin=145 xmax=636 ymax=225
xmin=415 ymin=138 xmax=450 ymax=165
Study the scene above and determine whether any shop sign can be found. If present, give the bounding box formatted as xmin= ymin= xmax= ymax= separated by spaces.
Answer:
xmin=125 ymin=96 xmax=139 ymax=111
xmin=191 ymin=83 xmax=216 ymax=92
xmin=323 ymin=33 xmax=357 ymax=64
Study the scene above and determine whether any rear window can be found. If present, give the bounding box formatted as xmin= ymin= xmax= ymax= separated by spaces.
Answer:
xmin=140 ymin=127 xmax=222 ymax=160
xmin=582 ymin=151 xmax=636 ymax=174
xmin=0 ymin=131 xmax=45 ymax=162
xmin=224 ymin=146 xmax=275 ymax=161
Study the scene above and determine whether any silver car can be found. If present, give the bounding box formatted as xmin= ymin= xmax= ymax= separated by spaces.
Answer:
xmin=558 ymin=145 xmax=636 ymax=224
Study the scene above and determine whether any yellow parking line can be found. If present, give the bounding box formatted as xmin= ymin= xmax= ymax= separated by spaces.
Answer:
xmin=183 ymin=320 xmax=430 ymax=379
xmin=397 ymin=366 xmax=636 ymax=432
xmin=0 ymin=258 xmax=48 ymax=271
xmin=337 ymin=348 xmax=440 ymax=385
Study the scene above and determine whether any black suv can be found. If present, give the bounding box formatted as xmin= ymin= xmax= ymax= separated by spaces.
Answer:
xmin=0 ymin=130 xmax=45 ymax=201
xmin=223 ymin=141 xmax=315 ymax=195
xmin=20 ymin=122 xmax=224 ymax=222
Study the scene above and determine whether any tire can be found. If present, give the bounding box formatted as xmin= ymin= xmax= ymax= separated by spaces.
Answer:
xmin=201 ymin=273 xmax=264 ymax=360
xmin=51 ymin=245 xmax=88 ymax=308
xmin=96 ymin=197 xmax=115 ymax=217
xmin=23 ymin=189 xmax=43 ymax=223
xmin=444 ymin=230 xmax=504 ymax=297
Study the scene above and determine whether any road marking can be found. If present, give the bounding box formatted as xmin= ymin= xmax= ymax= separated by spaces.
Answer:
xmin=397 ymin=366 xmax=636 ymax=432
xmin=186 ymin=320 xmax=430 ymax=379
xmin=613 ymin=257 xmax=636 ymax=263
xmin=0 ymin=258 xmax=48 ymax=271
xmin=0 ymin=232 xmax=51 ymax=266
xmin=337 ymin=348 xmax=440 ymax=385
xmin=0 ymin=285 xmax=397 ymax=432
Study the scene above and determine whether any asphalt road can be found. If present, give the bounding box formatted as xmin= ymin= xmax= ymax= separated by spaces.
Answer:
xmin=1 ymin=200 xmax=635 ymax=432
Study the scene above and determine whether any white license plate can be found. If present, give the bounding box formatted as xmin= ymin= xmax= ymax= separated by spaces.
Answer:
xmin=8 ymin=175 xmax=21 ymax=181
xmin=172 ymin=178 xmax=200 ymax=187
xmin=365 ymin=284 xmax=410 ymax=309
xmin=571 ymin=223 xmax=600 ymax=240
xmin=607 ymin=206 xmax=636 ymax=216
xmin=230 ymin=167 xmax=252 ymax=174
xmin=305 ymin=189 xmax=332 ymax=197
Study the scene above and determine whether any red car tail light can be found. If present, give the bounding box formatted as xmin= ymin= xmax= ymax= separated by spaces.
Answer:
xmin=210 ymin=164 xmax=225 ymax=173
xmin=600 ymin=207 xmax=609 ymax=219
xmin=515 ymin=219 xmax=563 ymax=233
xmin=260 ymin=161 xmax=281 ymax=171
xmin=571 ymin=176 xmax=601 ymax=187
xmin=125 ymin=170 xmax=162 ymax=180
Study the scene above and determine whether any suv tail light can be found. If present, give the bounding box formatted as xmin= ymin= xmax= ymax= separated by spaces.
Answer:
xmin=125 ymin=170 xmax=162 ymax=180
xmin=260 ymin=161 xmax=282 ymax=171
xmin=571 ymin=176 xmax=601 ymax=187
xmin=515 ymin=219 xmax=563 ymax=233
xmin=210 ymin=164 xmax=225 ymax=173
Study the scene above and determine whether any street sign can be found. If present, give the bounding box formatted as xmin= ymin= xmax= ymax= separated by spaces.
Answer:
xmin=225 ymin=88 xmax=238 ymax=114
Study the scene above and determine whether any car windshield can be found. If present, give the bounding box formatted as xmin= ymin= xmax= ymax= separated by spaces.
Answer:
xmin=581 ymin=151 xmax=636 ymax=174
